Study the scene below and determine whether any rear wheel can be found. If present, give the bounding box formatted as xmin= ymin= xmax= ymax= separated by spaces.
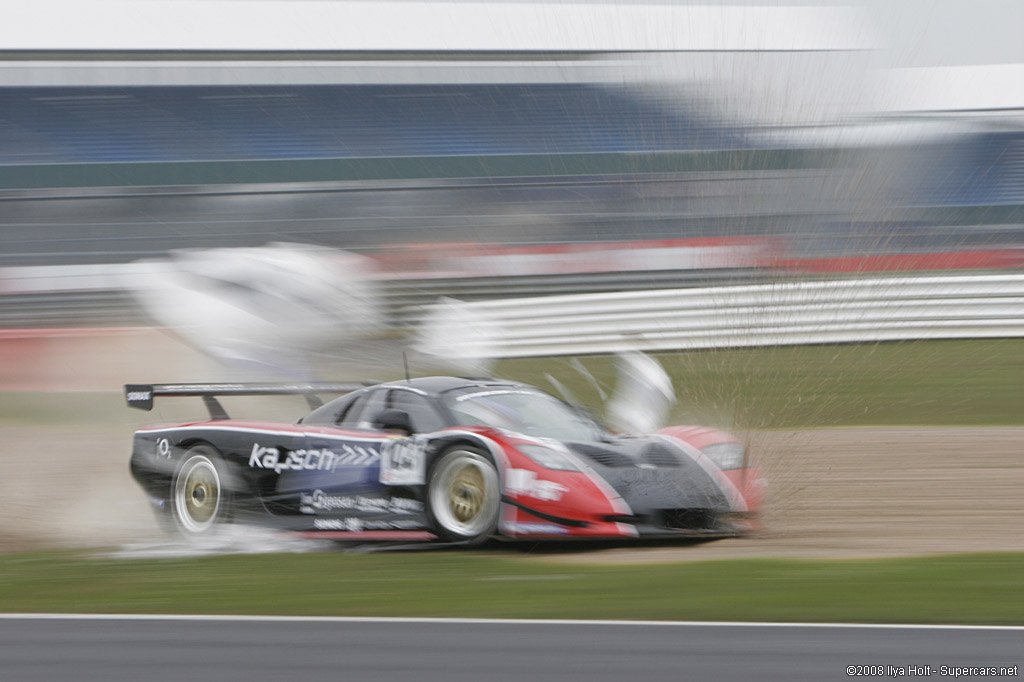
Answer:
xmin=427 ymin=447 xmax=500 ymax=544
xmin=171 ymin=445 xmax=231 ymax=536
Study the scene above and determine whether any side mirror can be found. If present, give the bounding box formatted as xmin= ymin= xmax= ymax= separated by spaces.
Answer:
xmin=373 ymin=409 xmax=414 ymax=435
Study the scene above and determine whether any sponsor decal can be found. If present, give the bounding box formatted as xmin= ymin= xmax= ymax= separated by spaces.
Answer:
xmin=126 ymin=390 xmax=152 ymax=402
xmin=390 ymin=497 xmax=423 ymax=514
xmin=510 ymin=522 xmax=571 ymax=536
xmin=313 ymin=517 xmax=424 ymax=531
xmin=505 ymin=468 xmax=569 ymax=502
xmin=156 ymin=438 xmax=171 ymax=458
xmin=379 ymin=436 xmax=428 ymax=485
xmin=314 ymin=517 xmax=364 ymax=531
xmin=298 ymin=490 xmax=424 ymax=515
xmin=248 ymin=443 xmax=379 ymax=474
xmin=301 ymin=490 xmax=354 ymax=512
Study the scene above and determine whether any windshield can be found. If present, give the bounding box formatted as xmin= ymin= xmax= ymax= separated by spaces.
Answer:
xmin=443 ymin=388 xmax=605 ymax=442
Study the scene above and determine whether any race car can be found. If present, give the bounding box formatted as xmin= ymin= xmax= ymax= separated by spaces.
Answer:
xmin=126 ymin=376 xmax=762 ymax=544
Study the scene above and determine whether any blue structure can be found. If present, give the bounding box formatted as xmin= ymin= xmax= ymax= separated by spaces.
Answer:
xmin=912 ymin=132 xmax=1024 ymax=207
xmin=0 ymin=84 xmax=736 ymax=165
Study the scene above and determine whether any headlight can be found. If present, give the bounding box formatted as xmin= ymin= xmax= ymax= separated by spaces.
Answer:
xmin=516 ymin=444 xmax=581 ymax=472
xmin=700 ymin=443 xmax=746 ymax=470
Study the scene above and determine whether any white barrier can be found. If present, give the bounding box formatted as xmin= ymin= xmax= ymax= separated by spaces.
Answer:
xmin=415 ymin=274 xmax=1024 ymax=358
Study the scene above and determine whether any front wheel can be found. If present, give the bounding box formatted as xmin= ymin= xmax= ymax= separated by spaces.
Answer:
xmin=427 ymin=447 xmax=500 ymax=544
xmin=171 ymin=445 xmax=231 ymax=536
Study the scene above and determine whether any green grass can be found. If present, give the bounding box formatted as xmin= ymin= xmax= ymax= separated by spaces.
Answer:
xmin=2 ymin=339 xmax=1021 ymax=429
xmin=497 ymin=339 xmax=1024 ymax=428
xmin=1 ymin=550 xmax=1022 ymax=624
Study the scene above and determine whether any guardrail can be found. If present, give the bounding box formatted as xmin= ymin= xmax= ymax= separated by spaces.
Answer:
xmin=0 ymin=268 xmax=765 ymax=329
xmin=414 ymin=274 xmax=1024 ymax=358
xmin=5 ymin=271 xmax=1024 ymax=357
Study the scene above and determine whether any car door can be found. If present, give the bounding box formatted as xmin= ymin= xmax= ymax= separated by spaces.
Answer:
xmin=299 ymin=387 xmax=389 ymax=486
xmin=375 ymin=387 xmax=448 ymax=486
xmin=300 ymin=387 xmax=430 ymax=531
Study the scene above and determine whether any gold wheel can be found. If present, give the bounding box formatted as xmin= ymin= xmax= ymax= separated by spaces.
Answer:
xmin=183 ymin=466 xmax=219 ymax=525
xmin=173 ymin=449 xmax=224 ymax=534
xmin=429 ymin=449 xmax=500 ymax=542
xmin=449 ymin=464 xmax=486 ymax=524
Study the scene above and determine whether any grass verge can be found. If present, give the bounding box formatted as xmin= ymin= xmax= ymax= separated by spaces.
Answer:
xmin=3 ymin=339 xmax=1022 ymax=429
xmin=498 ymin=339 xmax=1024 ymax=428
xmin=1 ymin=550 xmax=1021 ymax=624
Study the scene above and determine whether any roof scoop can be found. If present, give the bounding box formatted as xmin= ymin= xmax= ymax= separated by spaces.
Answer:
xmin=606 ymin=352 xmax=676 ymax=434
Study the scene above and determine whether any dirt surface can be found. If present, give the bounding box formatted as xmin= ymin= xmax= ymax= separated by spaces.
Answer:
xmin=549 ymin=427 xmax=1024 ymax=564
xmin=1 ymin=426 xmax=1022 ymax=560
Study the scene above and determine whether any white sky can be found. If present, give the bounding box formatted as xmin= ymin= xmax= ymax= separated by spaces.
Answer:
xmin=0 ymin=1 xmax=1019 ymax=114
xmin=854 ymin=0 xmax=1023 ymax=68
xmin=0 ymin=0 xmax=1019 ymax=65
xmin=0 ymin=2 xmax=873 ymax=51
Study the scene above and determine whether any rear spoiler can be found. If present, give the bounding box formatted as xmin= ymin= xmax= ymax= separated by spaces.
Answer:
xmin=125 ymin=382 xmax=371 ymax=420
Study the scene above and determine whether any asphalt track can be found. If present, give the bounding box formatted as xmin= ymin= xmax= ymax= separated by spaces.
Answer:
xmin=0 ymin=616 xmax=1020 ymax=682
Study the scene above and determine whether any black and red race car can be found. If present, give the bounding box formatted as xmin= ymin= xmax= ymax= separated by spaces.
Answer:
xmin=127 ymin=376 xmax=762 ymax=544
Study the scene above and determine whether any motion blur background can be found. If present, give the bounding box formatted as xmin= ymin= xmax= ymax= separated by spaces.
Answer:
xmin=0 ymin=0 xmax=1021 ymax=551
xmin=2 ymin=1 xmax=1022 ymax=372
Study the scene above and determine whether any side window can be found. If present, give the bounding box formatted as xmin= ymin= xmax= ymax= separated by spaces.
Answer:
xmin=354 ymin=388 xmax=389 ymax=430
xmin=337 ymin=393 xmax=370 ymax=428
xmin=389 ymin=390 xmax=447 ymax=434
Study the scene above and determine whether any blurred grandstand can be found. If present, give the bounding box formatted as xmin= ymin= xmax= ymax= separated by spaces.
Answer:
xmin=0 ymin=1 xmax=1021 ymax=332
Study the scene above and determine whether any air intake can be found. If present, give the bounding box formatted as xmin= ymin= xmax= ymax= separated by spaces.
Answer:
xmin=661 ymin=509 xmax=713 ymax=531
xmin=641 ymin=443 xmax=681 ymax=468
xmin=568 ymin=443 xmax=633 ymax=468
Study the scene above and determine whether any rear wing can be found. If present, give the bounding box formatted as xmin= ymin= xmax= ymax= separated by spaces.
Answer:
xmin=125 ymin=382 xmax=371 ymax=420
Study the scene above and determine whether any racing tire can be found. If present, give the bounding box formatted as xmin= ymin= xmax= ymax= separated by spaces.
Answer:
xmin=170 ymin=445 xmax=232 ymax=537
xmin=427 ymin=447 xmax=500 ymax=545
